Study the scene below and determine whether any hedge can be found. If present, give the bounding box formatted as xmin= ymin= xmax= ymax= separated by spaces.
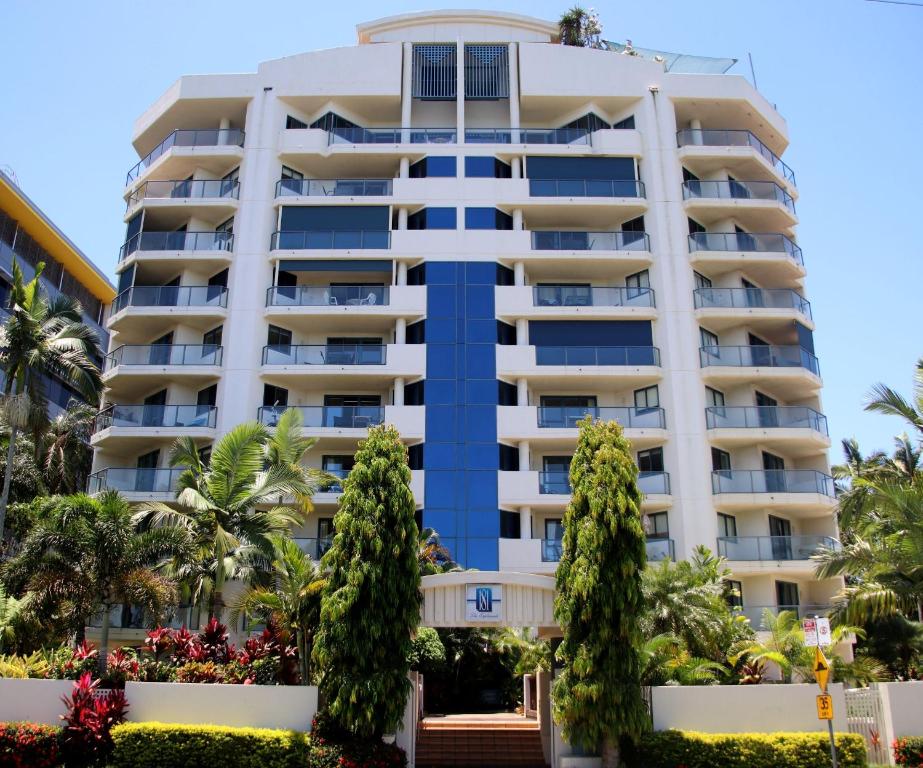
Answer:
xmin=0 ymin=722 xmax=61 ymax=768
xmin=625 ymin=730 xmax=867 ymax=768
xmin=894 ymin=736 xmax=923 ymax=766
xmin=108 ymin=722 xmax=309 ymax=768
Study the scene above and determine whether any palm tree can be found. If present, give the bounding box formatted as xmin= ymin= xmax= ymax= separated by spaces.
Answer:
xmin=0 ymin=583 xmax=28 ymax=653
xmin=418 ymin=527 xmax=456 ymax=575
xmin=229 ymin=534 xmax=325 ymax=684
xmin=558 ymin=6 xmax=603 ymax=48
xmin=0 ymin=259 xmax=103 ymax=538
xmin=40 ymin=401 xmax=96 ymax=495
xmin=137 ymin=413 xmax=321 ymax=621
xmin=865 ymin=358 xmax=923 ymax=437
xmin=0 ymin=491 xmax=183 ymax=675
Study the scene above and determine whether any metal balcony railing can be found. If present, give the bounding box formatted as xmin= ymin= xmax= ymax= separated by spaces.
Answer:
xmin=705 ymin=406 xmax=828 ymax=434
xmin=257 ymin=405 xmax=384 ymax=429
xmin=676 ymin=129 xmax=796 ymax=186
xmin=266 ymin=285 xmax=389 ymax=307
xmin=539 ymin=470 xmax=670 ymax=495
xmin=537 ymin=406 xmax=666 ymax=429
xmin=325 ymin=127 xmax=457 ymax=145
xmin=529 ymin=178 xmax=646 ymax=198
xmin=535 ymin=346 xmax=661 ymax=366
xmin=125 ymin=128 xmax=245 ymax=185
xmin=530 ymin=230 xmax=651 ymax=252
xmin=127 ymin=179 xmax=240 ymax=208
xmin=94 ymin=404 xmax=217 ymax=433
xmin=87 ymin=467 xmax=184 ymax=495
xmin=464 ymin=128 xmax=592 ymax=145
xmin=533 ymin=285 xmax=655 ymax=308
xmin=716 ymin=535 xmax=839 ymax=561
xmin=711 ymin=469 xmax=836 ymax=496
xmin=699 ymin=345 xmax=820 ymax=376
xmin=687 ymin=231 xmax=803 ymax=264
xmin=293 ymin=538 xmax=333 ymax=560
xmin=275 ymin=178 xmax=393 ymax=197
xmin=112 ymin=285 xmax=228 ymax=314
xmin=682 ymin=180 xmax=795 ymax=213
xmin=736 ymin=604 xmax=833 ymax=627
xmin=270 ymin=230 xmax=391 ymax=250
xmin=262 ymin=344 xmax=387 ymax=366
xmin=104 ymin=344 xmax=223 ymax=371
xmin=119 ymin=231 xmax=233 ymax=261
xmin=693 ymin=287 xmax=811 ymax=319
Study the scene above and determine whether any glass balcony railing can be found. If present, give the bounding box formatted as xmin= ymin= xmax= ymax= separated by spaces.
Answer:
xmin=275 ymin=178 xmax=393 ymax=197
xmin=464 ymin=128 xmax=592 ymax=145
xmin=682 ymin=180 xmax=795 ymax=213
xmin=711 ymin=469 xmax=836 ymax=496
xmin=676 ymin=129 xmax=796 ymax=186
xmin=705 ymin=406 xmax=828 ymax=434
xmin=687 ymin=232 xmax=803 ymax=264
xmin=535 ymin=346 xmax=661 ymax=366
xmin=699 ymin=345 xmax=820 ymax=376
xmin=87 ymin=467 xmax=184 ymax=495
xmin=693 ymin=287 xmax=811 ymax=319
xmin=646 ymin=538 xmax=675 ymax=562
xmin=541 ymin=538 xmax=563 ymax=562
xmin=270 ymin=230 xmax=391 ymax=250
xmin=94 ymin=404 xmax=217 ymax=433
xmin=319 ymin=469 xmax=350 ymax=493
xmin=257 ymin=405 xmax=384 ymax=428
xmin=639 ymin=471 xmax=671 ymax=495
xmin=119 ymin=231 xmax=233 ymax=261
xmin=262 ymin=344 xmax=387 ymax=366
xmin=125 ymin=128 xmax=245 ymax=185
xmin=127 ymin=179 xmax=240 ymax=208
xmin=736 ymin=604 xmax=833 ymax=628
xmin=533 ymin=285 xmax=655 ymax=308
xmin=266 ymin=285 xmax=389 ymax=307
xmin=293 ymin=537 xmax=333 ymax=560
xmin=530 ymin=230 xmax=650 ymax=252
xmin=539 ymin=470 xmax=670 ymax=495
xmin=716 ymin=535 xmax=839 ymax=561
xmin=325 ymin=127 xmax=457 ymax=145
xmin=112 ymin=286 xmax=228 ymax=314
xmin=104 ymin=344 xmax=223 ymax=371
xmin=529 ymin=179 xmax=646 ymax=198
xmin=537 ymin=406 xmax=666 ymax=429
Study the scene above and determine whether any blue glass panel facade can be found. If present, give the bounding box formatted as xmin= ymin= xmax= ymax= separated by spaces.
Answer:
xmin=423 ymin=262 xmax=499 ymax=569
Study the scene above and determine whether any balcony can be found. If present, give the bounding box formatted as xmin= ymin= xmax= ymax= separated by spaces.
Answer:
xmin=126 ymin=179 xmax=240 ymax=212
xmin=536 ymin=346 xmax=661 ymax=366
xmin=716 ymin=535 xmax=838 ymax=563
xmin=109 ymin=286 xmax=228 ymax=331
xmin=530 ymin=231 xmax=650 ymax=252
xmin=104 ymin=344 xmax=223 ymax=374
xmin=498 ymin=470 xmax=670 ymax=510
xmin=538 ymin=406 xmax=665 ymax=430
xmin=711 ymin=470 xmax=836 ymax=515
xmin=125 ymin=128 xmax=245 ymax=186
xmin=499 ymin=537 xmax=674 ymax=573
xmin=87 ymin=467 xmax=184 ymax=501
xmin=119 ymin=231 xmax=233 ymax=263
xmin=529 ymin=179 xmax=645 ymax=198
xmin=497 ymin=345 xmax=662 ymax=387
xmin=533 ymin=285 xmax=655 ymax=309
xmin=258 ymin=405 xmax=383 ymax=428
xmin=275 ymin=178 xmax=393 ymax=197
xmin=688 ymin=232 xmax=802 ymax=263
xmin=261 ymin=343 xmax=424 ymax=385
xmin=706 ymin=406 xmax=828 ymax=435
xmin=496 ymin=405 xmax=666 ymax=448
xmin=262 ymin=343 xmax=386 ymax=366
xmin=737 ymin=604 xmax=833 ymax=628
xmin=694 ymin=287 xmax=811 ymax=324
xmin=266 ymin=285 xmax=389 ymax=307
xmin=270 ymin=230 xmax=391 ymax=251
xmin=538 ymin=470 xmax=670 ymax=496
xmin=646 ymin=538 xmax=676 ymax=562
xmin=496 ymin=286 xmax=655 ymax=322
xmin=326 ymin=127 xmax=457 ymax=145
xmin=312 ymin=468 xmax=425 ymax=506
xmin=464 ymin=127 xmax=592 ymax=145
xmin=91 ymin=404 xmax=216 ymax=448
xmin=676 ymin=129 xmax=796 ymax=187
xmin=682 ymin=180 xmax=796 ymax=230
xmin=293 ymin=538 xmax=332 ymax=561
xmin=700 ymin=345 xmax=820 ymax=384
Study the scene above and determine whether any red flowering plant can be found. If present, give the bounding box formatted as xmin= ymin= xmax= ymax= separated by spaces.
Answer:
xmin=0 ymin=722 xmax=61 ymax=768
xmin=894 ymin=736 xmax=923 ymax=766
xmin=59 ymin=672 xmax=128 ymax=767
xmin=101 ymin=647 xmax=141 ymax=689
xmin=48 ymin=641 xmax=99 ymax=680
xmin=308 ymin=711 xmax=407 ymax=768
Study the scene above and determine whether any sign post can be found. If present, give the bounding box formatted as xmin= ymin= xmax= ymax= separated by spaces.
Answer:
xmin=813 ymin=642 xmax=838 ymax=768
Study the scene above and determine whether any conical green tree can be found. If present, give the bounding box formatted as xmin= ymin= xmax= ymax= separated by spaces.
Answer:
xmin=313 ymin=424 xmax=420 ymax=738
xmin=552 ymin=417 xmax=648 ymax=768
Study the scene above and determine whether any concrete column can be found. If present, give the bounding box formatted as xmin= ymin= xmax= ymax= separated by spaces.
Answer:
xmin=395 ymin=317 xmax=407 ymax=344
xmin=399 ymin=156 xmax=410 ymax=178
xmin=513 ymin=261 xmax=525 ymax=286
xmin=512 ymin=208 xmax=523 ymax=231
xmin=508 ymin=43 xmax=521 ymax=143
xmin=516 ymin=377 xmax=528 ymax=406
xmin=218 ymin=117 xmax=231 ymax=145
xmin=690 ymin=118 xmax=703 ymax=145
xmin=516 ymin=318 xmax=528 ymax=345
xmin=456 ymin=38 xmax=465 ymax=143
xmin=511 ymin=157 xmax=522 ymax=179
xmin=397 ymin=261 xmax=408 ymax=286
xmin=394 ymin=377 xmax=405 ymax=406
xmin=519 ymin=506 xmax=532 ymax=540
xmin=398 ymin=208 xmax=408 ymax=230
xmin=518 ymin=441 xmax=531 ymax=472
xmin=401 ymin=43 xmax=413 ymax=143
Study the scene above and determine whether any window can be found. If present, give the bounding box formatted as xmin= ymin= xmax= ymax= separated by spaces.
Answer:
xmin=215 ymin=217 xmax=234 ymax=235
xmin=286 ymin=115 xmax=308 ymax=129
xmin=700 ymin=327 xmax=719 ymax=349
xmin=682 ymin=167 xmax=700 ymax=182
xmin=318 ymin=518 xmax=334 ymax=555
xmin=324 ymin=395 xmax=381 ymax=407
xmin=705 ymin=387 xmax=725 ymax=407
xmin=267 ymin=325 xmax=292 ymax=347
xmin=646 ymin=511 xmax=669 ymax=539
xmin=544 ymin=518 xmax=564 ymax=541
xmin=407 ymin=207 xmax=457 ymax=230
xmin=322 ymin=455 xmax=354 ymax=490
xmin=693 ymin=271 xmax=712 ymax=289
xmin=500 ymin=510 xmax=520 ymax=539
xmin=202 ymin=325 xmax=223 ymax=347
xmin=263 ymin=384 xmax=288 ymax=407
xmin=775 ymin=581 xmax=799 ymax=610
xmin=718 ymin=513 xmax=737 ymax=538
xmin=409 ymin=157 xmax=457 ymax=178
xmin=634 ymin=385 xmax=659 ymax=410
xmin=711 ymin=448 xmax=731 ymax=472
xmin=625 ymin=270 xmax=650 ymax=297
xmin=612 ymin=115 xmax=636 ymax=130
xmin=464 ymin=156 xmax=511 ymax=178
xmin=465 ymin=207 xmax=512 ymax=230
xmin=281 ymin=165 xmax=304 ymax=181
xmin=197 ymin=384 xmax=217 ymax=407
xmin=688 ymin=217 xmax=706 ymax=235
xmin=534 ymin=284 xmax=591 ymax=307
xmin=539 ymin=395 xmax=596 ymax=427
xmin=724 ymin=579 xmax=743 ymax=609
xmin=561 ymin=112 xmax=608 ymax=132
xmin=637 ymin=447 xmax=664 ymax=473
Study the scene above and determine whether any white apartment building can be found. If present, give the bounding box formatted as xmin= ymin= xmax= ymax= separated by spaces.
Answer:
xmin=91 ymin=10 xmax=841 ymax=627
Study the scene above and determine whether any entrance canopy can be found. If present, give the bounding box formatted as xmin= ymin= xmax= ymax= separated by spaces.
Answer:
xmin=420 ymin=571 xmax=557 ymax=631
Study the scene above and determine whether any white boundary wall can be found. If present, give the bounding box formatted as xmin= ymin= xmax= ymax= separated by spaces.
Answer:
xmin=0 ymin=679 xmax=74 ymax=726
xmin=878 ymin=682 xmax=923 ymax=739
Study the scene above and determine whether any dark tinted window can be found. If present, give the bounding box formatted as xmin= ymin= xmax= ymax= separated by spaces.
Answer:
xmin=464 ymin=156 xmax=511 ymax=178
xmin=612 ymin=115 xmax=635 ymax=129
xmin=267 ymin=325 xmax=292 ymax=346
xmin=465 ymin=207 xmax=512 ymax=230
xmin=637 ymin=447 xmax=664 ymax=473
xmin=286 ymin=115 xmax=307 ymax=129
xmin=408 ymin=207 xmax=456 ymax=230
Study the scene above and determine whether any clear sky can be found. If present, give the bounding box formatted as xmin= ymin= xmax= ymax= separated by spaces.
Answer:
xmin=2 ymin=0 xmax=920 ymax=460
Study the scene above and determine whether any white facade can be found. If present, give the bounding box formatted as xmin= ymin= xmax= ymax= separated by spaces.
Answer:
xmin=93 ymin=10 xmax=840 ymax=627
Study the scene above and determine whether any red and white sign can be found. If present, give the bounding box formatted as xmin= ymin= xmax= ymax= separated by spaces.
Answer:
xmin=816 ymin=617 xmax=832 ymax=646
xmin=803 ymin=618 xmax=818 ymax=647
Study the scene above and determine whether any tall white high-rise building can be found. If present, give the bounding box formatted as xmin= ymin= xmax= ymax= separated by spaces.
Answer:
xmin=91 ymin=10 xmax=840 ymax=625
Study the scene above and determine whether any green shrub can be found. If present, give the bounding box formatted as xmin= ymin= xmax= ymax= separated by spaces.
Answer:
xmin=0 ymin=721 xmax=61 ymax=768
xmin=626 ymin=730 xmax=867 ymax=768
xmin=309 ymin=711 xmax=406 ymax=768
xmin=895 ymin=736 xmax=923 ymax=766
xmin=109 ymin=722 xmax=309 ymax=768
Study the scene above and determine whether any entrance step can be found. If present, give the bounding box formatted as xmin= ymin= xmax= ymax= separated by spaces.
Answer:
xmin=416 ymin=724 xmax=548 ymax=768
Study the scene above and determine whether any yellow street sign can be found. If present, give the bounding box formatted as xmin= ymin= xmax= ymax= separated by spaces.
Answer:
xmin=816 ymin=693 xmax=833 ymax=720
xmin=814 ymin=646 xmax=830 ymax=692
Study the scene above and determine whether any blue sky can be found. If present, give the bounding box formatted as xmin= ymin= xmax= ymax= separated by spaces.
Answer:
xmin=2 ymin=0 xmax=920 ymax=459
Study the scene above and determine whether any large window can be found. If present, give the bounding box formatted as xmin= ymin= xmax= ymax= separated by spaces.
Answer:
xmin=634 ymin=385 xmax=659 ymax=410
xmin=464 ymin=207 xmax=512 ymax=230
xmin=637 ymin=447 xmax=664 ymax=473
xmin=646 ymin=511 xmax=669 ymax=539
xmin=407 ymin=207 xmax=457 ymax=230
xmin=464 ymin=156 xmax=511 ymax=178
xmin=718 ymin=513 xmax=737 ymax=537
xmin=410 ymin=157 xmax=457 ymax=178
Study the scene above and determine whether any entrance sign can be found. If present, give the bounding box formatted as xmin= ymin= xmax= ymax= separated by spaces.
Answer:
xmin=813 ymin=646 xmax=830 ymax=692
xmin=816 ymin=694 xmax=833 ymax=720
xmin=465 ymin=584 xmax=502 ymax=621
xmin=816 ymin=617 xmax=832 ymax=646
xmin=803 ymin=617 xmax=818 ymax=647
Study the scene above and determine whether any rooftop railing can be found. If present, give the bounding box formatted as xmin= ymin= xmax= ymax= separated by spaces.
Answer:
xmin=270 ymin=230 xmax=391 ymax=250
xmin=676 ymin=129 xmax=796 ymax=186
xmin=537 ymin=406 xmax=666 ymax=430
xmin=87 ymin=467 xmax=184 ymax=495
xmin=257 ymin=405 xmax=384 ymax=429
xmin=104 ymin=344 xmax=223 ymax=371
xmin=262 ymin=344 xmax=387 ymax=366
xmin=533 ymin=285 xmax=655 ymax=308
xmin=119 ymin=231 xmax=233 ymax=261
xmin=539 ymin=470 xmax=670 ymax=495
xmin=535 ymin=345 xmax=661 ymax=366
xmin=531 ymin=230 xmax=650 ymax=252
xmin=687 ymin=231 xmax=803 ymax=264
xmin=275 ymin=178 xmax=393 ymax=197
xmin=716 ymin=535 xmax=839 ymax=561
xmin=529 ymin=178 xmax=646 ymax=198
xmin=94 ymin=404 xmax=217 ymax=433
xmin=266 ymin=285 xmax=389 ymax=307
xmin=711 ymin=469 xmax=836 ymax=496
xmin=127 ymin=179 xmax=240 ymax=208
xmin=125 ymin=128 xmax=245 ymax=185
xmin=699 ymin=345 xmax=820 ymax=376
xmin=693 ymin=287 xmax=811 ymax=318
xmin=112 ymin=285 xmax=228 ymax=314
xmin=705 ymin=406 xmax=828 ymax=434
xmin=682 ymin=180 xmax=795 ymax=213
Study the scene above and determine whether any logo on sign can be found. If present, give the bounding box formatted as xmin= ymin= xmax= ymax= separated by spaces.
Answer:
xmin=466 ymin=584 xmax=502 ymax=621
xmin=476 ymin=587 xmax=493 ymax=613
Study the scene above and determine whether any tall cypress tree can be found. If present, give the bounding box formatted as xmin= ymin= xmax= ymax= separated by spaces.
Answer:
xmin=552 ymin=417 xmax=649 ymax=767
xmin=313 ymin=425 xmax=421 ymax=738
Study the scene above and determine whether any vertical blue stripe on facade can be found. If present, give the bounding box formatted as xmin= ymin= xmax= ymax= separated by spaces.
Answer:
xmin=423 ymin=261 xmax=499 ymax=570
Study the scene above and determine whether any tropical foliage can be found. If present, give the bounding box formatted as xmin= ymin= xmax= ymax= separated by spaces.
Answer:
xmin=558 ymin=6 xmax=603 ymax=48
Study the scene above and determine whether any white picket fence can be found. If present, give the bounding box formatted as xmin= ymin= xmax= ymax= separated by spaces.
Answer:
xmin=845 ymin=687 xmax=888 ymax=764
